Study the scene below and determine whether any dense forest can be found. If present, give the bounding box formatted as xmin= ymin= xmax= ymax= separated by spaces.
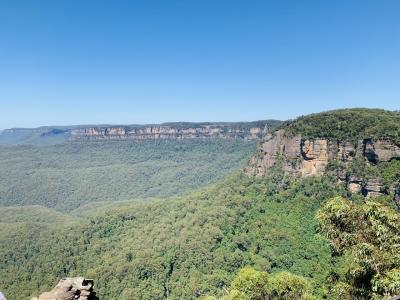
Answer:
xmin=2 ymin=171 xmax=398 ymax=299
xmin=281 ymin=108 xmax=400 ymax=143
xmin=0 ymin=172 xmax=340 ymax=299
xmin=0 ymin=109 xmax=399 ymax=300
xmin=0 ymin=139 xmax=256 ymax=211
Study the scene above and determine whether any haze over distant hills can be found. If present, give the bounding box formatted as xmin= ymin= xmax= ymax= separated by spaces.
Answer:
xmin=0 ymin=120 xmax=283 ymax=211
xmin=0 ymin=120 xmax=280 ymax=145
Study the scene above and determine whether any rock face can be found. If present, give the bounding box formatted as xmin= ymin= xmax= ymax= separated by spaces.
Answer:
xmin=70 ymin=124 xmax=270 ymax=141
xmin=31 ymin=277 xmax=99 ymax=300
xmin=247 ymin=130 xmax=302 ymax=175
xmin=301 ymin=139 xmax=330 ymax=176
xmin=246 ymin=129 xmax=400 ymax=198
xmin=364 ymin=139 xmax=400 ymax=163
xmin=247 ymin=130 xmax=335 ymax=177
xmin=362 ymin=178 xmax=386 ymax=198
xmin=347 ymin=175 xmax=363 ymax=194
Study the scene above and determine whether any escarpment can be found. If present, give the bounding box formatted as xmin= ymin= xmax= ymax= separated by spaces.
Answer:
xmin=67 ymin=121 xmax=283 ymax=141
xmin=0 ymin=120 xmax=282 ymax=145
xmin=71 ymin=124 xmax=267 ymax=140
xmin=31 ymin=277 xmax=99 ymax=300
xmin=246 ymin=130 xmax=335 ymax=177
xmin=246 ymin=128 xmax=400 ymax=198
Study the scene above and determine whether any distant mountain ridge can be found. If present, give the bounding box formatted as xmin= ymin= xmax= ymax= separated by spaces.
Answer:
xmin=0 ymin=120 xmax=281 ymax=145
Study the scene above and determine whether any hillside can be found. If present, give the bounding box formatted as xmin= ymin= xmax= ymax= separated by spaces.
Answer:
xmin=0 ymin=139 xmax=257 ymax=211
xmin=0 ymin=173 xmax=340 ymax=300
xmin=0 ymin=109 xmax=399 ymax=300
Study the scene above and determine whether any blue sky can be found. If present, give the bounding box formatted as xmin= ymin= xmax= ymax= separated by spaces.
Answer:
xmin=0 ymin=0 xmax=399 ymax=129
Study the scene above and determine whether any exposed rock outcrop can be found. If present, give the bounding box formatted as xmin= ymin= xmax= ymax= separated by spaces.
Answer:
xmin=246 ymin=129 xmax=400 ymax=198
xmin=31 ymin=277 xmax=99 ymax=300
xmin=338 ymin=141 xmax=357 ymax=161
xmin=71 ymin=125 xmax=266 ymax=141
xmin=364 ymin=139 xmax=400 ymax=163
xmin=301 ymin=139 xmax=330 ymax=176
xmin=347 ymin=175 xmax=363 ymax=194
xmin=362 ymin=178 xmax=386 ymax=198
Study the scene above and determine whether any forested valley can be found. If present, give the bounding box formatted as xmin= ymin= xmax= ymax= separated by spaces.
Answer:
xmin=0 ymin=139 xmax=256 ymax=211
xmin=0 ymin=109 xmax=399 ymax=300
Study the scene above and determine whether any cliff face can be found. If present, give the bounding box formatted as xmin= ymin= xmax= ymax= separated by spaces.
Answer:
xmin=246 ymin=129 xmax=400 ymax=198
xmin=70 ymin=124 xmax=266 ymax=141
xmin=0 ymin=121 xmax=281 ymax=145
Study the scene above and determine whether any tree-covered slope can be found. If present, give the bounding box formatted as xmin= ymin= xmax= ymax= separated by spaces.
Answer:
xmin=0 ymin=173 xmax=341 ymax=300
xmin=281 ymin=108 xmax=400 ymax=143
xmin=0 ymin=139 xmax=256 ymax=211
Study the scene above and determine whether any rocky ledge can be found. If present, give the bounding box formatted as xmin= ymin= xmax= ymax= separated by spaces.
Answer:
xmin=245 ymin=129 xmax=400 ymax=198
xmin=31 ymin=277 xmax=99 ymax=300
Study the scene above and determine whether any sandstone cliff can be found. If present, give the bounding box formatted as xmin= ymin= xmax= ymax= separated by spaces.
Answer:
xmin=246 ymin=129 xmax=400 ymax=198
xmin=70 ymin=124 xmax=267 ymax=141
xmin=0 ymin=121 xmax=281 ymax=145
xmin=31 ymin=277 xmax=98 ymax=300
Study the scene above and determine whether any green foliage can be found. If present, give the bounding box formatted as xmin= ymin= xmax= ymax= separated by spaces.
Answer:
xmin=231 ymin=268 xmax=269 ymax=300
xmin=326 ymin=157 xmax=400 ymax=199
xmin=221 ymin=290 xmax=248 ymax=300
xmin=280 ymin=108 xmax=400 ymax=144
xmin=317 ymin=196 xmax=400 ymax=299
xmin=210 ymin=268 xmax=314 ymax=300
xmin=0 ymin=205 xmax=74 ymax=224
xmin=0 ymin=139 xmax=255 ymax=211
xmin=379 ymin=159 xmax=400 ymax=189
xmin=372 ymin=268 xmax=400 ymax=298
xmin=0 ymin=174 xmax=339 ymax=299
xmin=269 ymin=271 xmax=311 ymax=300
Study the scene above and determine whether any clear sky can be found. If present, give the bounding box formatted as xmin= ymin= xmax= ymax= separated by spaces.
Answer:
xmin=0 ymin=0 xmax=399 ymax=129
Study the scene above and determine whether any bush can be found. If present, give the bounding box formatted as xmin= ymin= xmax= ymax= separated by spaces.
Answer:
xmin=269 ymin=271 xmax=311 ymax=300
xmin=231 ymin=268 xmax=269 ymax=300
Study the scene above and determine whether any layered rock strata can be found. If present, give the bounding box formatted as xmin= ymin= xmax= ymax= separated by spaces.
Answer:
xmin=246 ymin=129 xmax=400 ymax=198
xmin=70 ymin=125 xmax=265 ymax=141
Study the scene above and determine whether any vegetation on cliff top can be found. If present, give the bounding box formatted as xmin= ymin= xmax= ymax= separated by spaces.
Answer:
xmin=280 ymin=108 xmax=400 ymax=144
